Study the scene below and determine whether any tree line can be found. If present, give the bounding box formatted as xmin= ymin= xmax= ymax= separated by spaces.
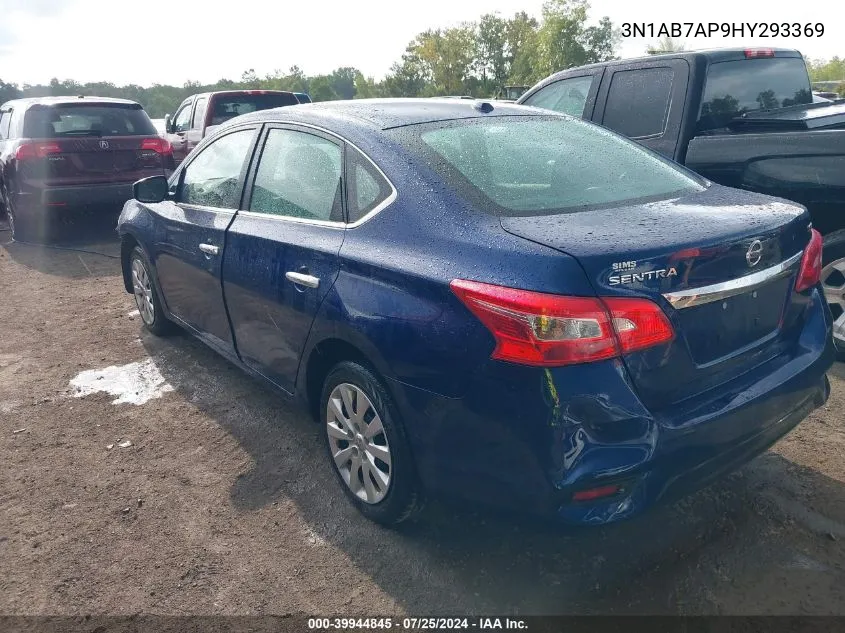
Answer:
xmin=1 ymin=0 xmax=843 ymax=118
xmin=0 ymin=0 xmax=617 ymax=117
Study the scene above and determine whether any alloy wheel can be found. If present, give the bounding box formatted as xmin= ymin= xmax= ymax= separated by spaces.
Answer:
xmin=821 ymin=256 xmax=845 ymax=347
xmin=131 ymin=258 xmax=155 ymax=326
xmin=326 ymin=382 xmax=392 ymax=504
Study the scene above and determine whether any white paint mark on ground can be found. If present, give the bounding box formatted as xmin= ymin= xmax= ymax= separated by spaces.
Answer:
xmin=69 ymin=358 xmax=174 ymax=405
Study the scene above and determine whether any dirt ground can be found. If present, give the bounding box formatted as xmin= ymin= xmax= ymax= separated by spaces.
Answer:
xmin=1 ymin=215 xmax=845 ymax=617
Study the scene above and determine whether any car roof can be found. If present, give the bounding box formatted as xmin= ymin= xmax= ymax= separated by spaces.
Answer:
xmin=233 ymin=97 xmax=545 ymax=131
xmin=1 ymin=95 xmax=142 ymax=109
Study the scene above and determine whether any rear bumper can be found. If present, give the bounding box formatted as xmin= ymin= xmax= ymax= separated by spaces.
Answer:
xmin=391 ymin=286 xmax=836 ymax=525
xmin=11 ymin=182 xmax=134 ymax=211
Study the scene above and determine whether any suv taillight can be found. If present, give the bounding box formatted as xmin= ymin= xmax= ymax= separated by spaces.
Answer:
xmin=141 ymin=138 xmax=173 ymax=155
xmin=15 ymin=142 xmax=61 ymax=160
xmin=795 ymin=229 xmax=823 ymax=292
xmin=450 ymin=279 xmax=674 ymax=367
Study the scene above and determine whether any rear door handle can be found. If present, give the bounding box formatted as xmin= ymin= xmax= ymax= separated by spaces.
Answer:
xmin=199 ymin=243 xmax=219 ymax=256
xmin=285 ymin=271 xmax=320 ymax=288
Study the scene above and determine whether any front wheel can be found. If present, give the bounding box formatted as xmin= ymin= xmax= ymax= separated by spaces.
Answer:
xmin=821 ymin=230 xmax=845 ymax=355
xmin=129 ymin=246 xmax=173 ymax=336
xmin=320 ymin=361 xmax=423 ymax=525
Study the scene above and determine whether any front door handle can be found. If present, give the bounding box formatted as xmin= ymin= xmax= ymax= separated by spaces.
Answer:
xmin=199 ymin=243 xmax=219 ymax=256
xmin=285 ymin=271 xmax=320 ymax=289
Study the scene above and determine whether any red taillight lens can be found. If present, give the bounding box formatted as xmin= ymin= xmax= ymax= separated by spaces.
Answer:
xmin=140 ymin=137 xmax=172 ymax=155
xmin=745 ymin=48 xmax=775 ymax=58
xmin=15 ymin=142 xmax=61 ymax=160
xmin=450 ymin=279 xmax=674 ymax=367
xmin=572 ymin=484 xmax=620 ymax=502
xmin=795 ymin=228 xmax=823 ymax=292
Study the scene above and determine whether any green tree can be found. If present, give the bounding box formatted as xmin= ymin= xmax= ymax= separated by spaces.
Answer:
xmin=329 ymin=67 xmax=358 ymax=100
xmin=533 ymin=0 xmax=618 ymax=78
xmin=647 ymin=36 xmax=685 ymax=55
xmin=505 ymin=11 xmax=540 ymax=85
xmin=475 ymin=13 xmax=509 ymax=95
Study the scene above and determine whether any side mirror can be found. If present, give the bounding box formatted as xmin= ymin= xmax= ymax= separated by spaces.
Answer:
xmin=133 ymin=175 xmax=169 ymax=204
xmin=164 ymin=113 xmax=173 ymax=133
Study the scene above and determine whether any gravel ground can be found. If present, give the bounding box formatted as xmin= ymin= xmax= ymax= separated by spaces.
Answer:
xmin=1 ymin=217 xmax=844 ymax=616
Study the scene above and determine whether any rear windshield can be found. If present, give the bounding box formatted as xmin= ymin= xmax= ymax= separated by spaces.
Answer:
xmin=23 ymin=104 xmax=156 ymax=138
xmin=389 ymin=116 xmax=704 ymax=217
xmin=208 ymin=93 xmax=299 ymax=125
xmin=698 ymin=57 xmax=813 ymax=131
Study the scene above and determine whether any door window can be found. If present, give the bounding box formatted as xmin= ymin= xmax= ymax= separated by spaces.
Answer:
xmin=192 ymin=98 xmax=208 ymax=130
xmin=346 ymin=147 xmax=393 ymax=223
xmin=173 ymin=104 xmax=191 ymax=133
xmin=602 ymin=68 xmax=674 ymax=138
xmin=178 ymin=128 xmax=255 ymax=209
xmin=249 ymin=128 xmax=343 ymax=222
xmin=522 ymin=76 xmax=595 ymax=117
xmin=0 ymin=110 xmax=11 ymax=139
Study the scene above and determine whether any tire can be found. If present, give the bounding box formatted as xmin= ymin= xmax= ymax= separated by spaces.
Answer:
xmin=129 ymin=246 xmax=174 ymax=336
xmin=320 ymin=361 xmax=423 ymax=525
xmin=821 ymin=230 xmax=845 ymax=356
xmin=7 ymin=203 xmax=41 ymax=244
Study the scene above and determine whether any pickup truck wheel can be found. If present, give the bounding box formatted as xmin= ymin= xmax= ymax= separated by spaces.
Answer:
xmin=821 ymin=230 xmax=845 ymax=355
xmin=320 ymin=361 xmax=424 ymax=526
xmin=129 ymin=246 xmax=174 ymax=336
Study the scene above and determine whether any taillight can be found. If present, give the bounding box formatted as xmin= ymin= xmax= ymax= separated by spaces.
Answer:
xmin=141 ymin=137 xmax=172 ymax=155
xmin=795 ymin=228 xmax=823 ymax=292
xmin=15 ymin=142 xmax=61 ymax=160
xmin=744 ymin=48 xmax=775 ymax=58
xmin=450 ymin=279 xmax=674 ymax=367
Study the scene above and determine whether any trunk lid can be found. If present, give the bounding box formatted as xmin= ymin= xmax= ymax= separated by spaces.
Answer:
xmin=501 ymin=185 xmax=812 ymax=409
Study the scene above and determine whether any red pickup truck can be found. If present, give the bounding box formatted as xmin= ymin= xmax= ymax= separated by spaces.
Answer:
xmin=164 ymin=90 xmax=300 ymax=163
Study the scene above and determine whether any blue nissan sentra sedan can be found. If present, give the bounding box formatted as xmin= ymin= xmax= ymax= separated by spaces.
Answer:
xmin=117 ymin=98 xmax=835 ymax=526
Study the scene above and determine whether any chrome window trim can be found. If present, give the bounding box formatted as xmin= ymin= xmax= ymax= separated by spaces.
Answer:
xmin=235 ymin=209 xmax=346 ymax=229
xmin=662 ymin=250 xmax=803 ymax=310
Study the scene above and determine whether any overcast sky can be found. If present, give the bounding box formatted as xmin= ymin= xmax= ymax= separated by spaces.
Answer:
xmin=0 ymin=0 xmax=841 ymax=86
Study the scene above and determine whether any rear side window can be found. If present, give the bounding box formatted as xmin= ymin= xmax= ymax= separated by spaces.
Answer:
xmin=180 ymin=128 xmax=255 ymax=209
xmin=208 ymin=93 xmax=299 ymax=126
xmin=0 ymin=110 xmax=11 ymax=139
xmin=249 ymin=128 xmax=343 ymax=222
xmin=391 ymin=116 xmax=703 ymax=217
xmin=602 ymin=68 xmax=674 ymax=138
xmin=23 ymin=104 xmax=156 ymax=138
xmin=192 ymin=98 xmax=208 ymax=130
xmin=346 ymin=146 xmax=393 ymax=223
xmin=522 ymin=76 xmax=595 ymax=118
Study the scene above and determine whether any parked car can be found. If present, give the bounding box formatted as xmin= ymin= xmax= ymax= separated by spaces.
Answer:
xmin=164 ymin=90 xmax=299 ymax=163
xmin=118 ymin=99 xmax=834 ymax=526
xmin=293 ymin=92 xmax=313 ymax=104
xmin=517 ymin=48 xmax=845 ymax=352
xmin=0 ymin=96 xmax=174 ymax=242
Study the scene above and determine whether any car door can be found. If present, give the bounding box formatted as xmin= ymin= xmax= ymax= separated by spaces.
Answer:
xmin=152 ymin=125 xmax=260 ymax=354
xmin=520 ymin=70 xmax=604 ymax=120
xmin=186 ymin=96 xmax=207 ymax=155
xmin=222 ymin=124 xmax=346 ymax=394
xmin=168 ymin=101 xmax=193 ymax=163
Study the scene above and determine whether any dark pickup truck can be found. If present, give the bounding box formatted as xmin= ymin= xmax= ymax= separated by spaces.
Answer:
xmin=518 ymin=47 xmax=845 ymax=350
xmin=163 ymin=90 xmax=299 ymax=163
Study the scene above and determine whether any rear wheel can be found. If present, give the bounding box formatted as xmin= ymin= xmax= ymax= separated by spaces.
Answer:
xmin=7 ymin=203 xmax=40 ymax=243
xmin=129 ymin=246 xmax=173 ymax=336
xmin=821 ymin=230 xmax=845 ymax=354
xmin=320 ymin=361 xmax=423 ymax=525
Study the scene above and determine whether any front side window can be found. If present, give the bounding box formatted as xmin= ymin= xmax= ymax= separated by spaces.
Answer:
xmin=179 ymin=129 xmax=255 ymax=209
xmin=173 ymin=105 xmax=191 ymax=133
xmin=249 ymin=128 xmax=343 ymax=222
xmin=602 ymin=68 xmax=674 ymax=138
xmin=391 ymin=116 xmax=704 ymax=217
xmin=522 ymin=76 xmax=595 ymax=118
